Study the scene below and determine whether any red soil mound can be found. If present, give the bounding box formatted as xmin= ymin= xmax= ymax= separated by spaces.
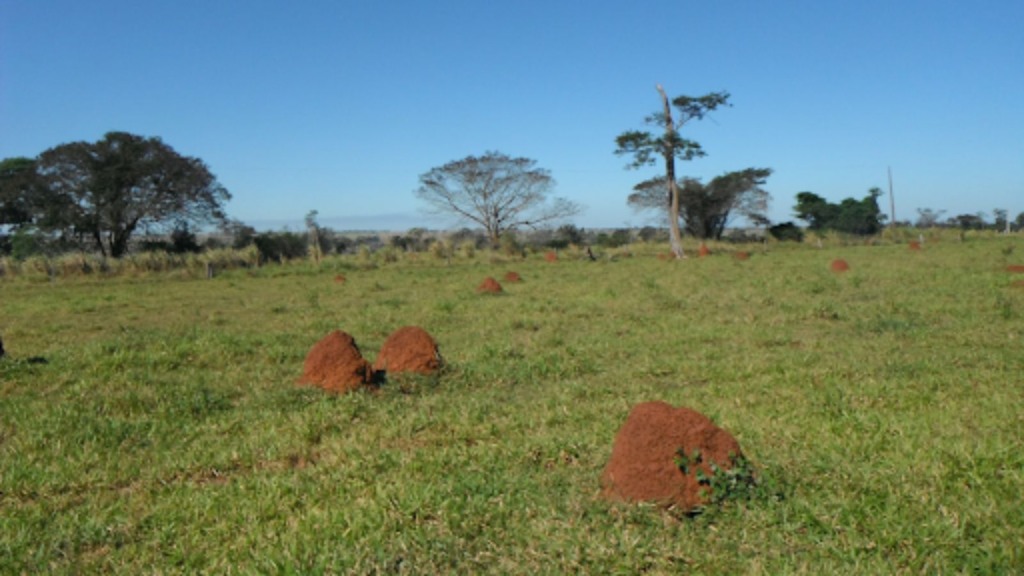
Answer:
xmin=1006 ymin=265 xmax=1024 ymax=273
xmin=333 ymin=274 xmax=346 ymax=284
xmin=908 ymin=241 xmax=921 ymax=251
xmin=373 ymin=326 xmax=442 ymax=376
xmin=698 ymin=243 xmax=711 ymax=257
xmin=733 ymin=251 xmax=750 ymax=261
xmin=601 ymin=401 xmax=746 ymax=513
xmin=545 ymin=251 xmax=558 ymax=262
xmin=504 ymin=271 xmax=522 ymax=283
xmin=830 ymin=259 xmax=850 ymax=272
xmin=478 ymin=277 xmax=503 ymax=293
xmin=298 ymin=330 xmax=372 ymax=393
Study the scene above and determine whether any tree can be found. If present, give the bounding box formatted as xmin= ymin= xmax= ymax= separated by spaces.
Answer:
xmin=415 ymin=151 xmax=581 ymax=246
xmin=915 ymin=208 xmax=946 ymax=228
xmin=794 ymin=189 xmax=885 ymax=235
xmin=31 ymin=132 xmax=230 ymax=257
xmin=628 ymin=168 xmax=772 ymax=240
xmin=615 ymin=86 xmax=730 ymax=257
xmin=0 ymin=157 xmax=42 ymax=229
xmin=992 ymin=208 xmax=1009 ymax=232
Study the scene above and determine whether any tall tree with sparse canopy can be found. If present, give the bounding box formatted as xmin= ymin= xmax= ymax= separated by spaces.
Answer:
xmin=615 ymin=86 xmax=730 ymax=258
xmin=30 ymin=132 xmax=231 ymax=257
xmin=415 ymin=151 xmax=581 ymax=246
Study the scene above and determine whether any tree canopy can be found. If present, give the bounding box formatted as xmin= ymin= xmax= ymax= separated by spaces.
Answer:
xmin=415 ymin=151 xmax=581 ymax=246
xmin=615 ymin=86 xmax=730 ymax=257
xmin=1 ymin=132 xmax=231 ymax=257
xmin=0 ymin=157 xmax=42 ymax=229
xmin=794 ymin=188 xmax=885 ymax=236
xmin=628 ymin=168 xmax=773 ymax=240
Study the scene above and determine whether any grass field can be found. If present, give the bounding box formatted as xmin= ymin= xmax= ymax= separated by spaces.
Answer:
xmin=2 ymin=236 xmax=1023 ymax=573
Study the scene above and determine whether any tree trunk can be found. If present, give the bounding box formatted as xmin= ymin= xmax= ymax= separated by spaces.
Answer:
xmin=657 ymin=85 xmax=685 ymax=259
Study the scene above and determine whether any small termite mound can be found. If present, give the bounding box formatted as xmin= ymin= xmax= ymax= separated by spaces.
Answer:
xmin=830 ymin=259 xmax=850 ymax=272
xmin=477 ymin=277 xmax=503 ymax=293
xmin=298 ymin=330 xmax=372 ymax=394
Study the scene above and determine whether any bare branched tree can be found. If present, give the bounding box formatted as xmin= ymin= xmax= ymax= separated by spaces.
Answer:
xmin=415 ymin=151 xmax=582 ymax=246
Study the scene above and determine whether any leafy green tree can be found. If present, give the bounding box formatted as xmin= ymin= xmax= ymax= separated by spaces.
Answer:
xmin=794 ymin=189 xmax=885 ymax=235
xmin=415 ymin=151 xmax=581 ymax=247
xmin=30 ymin=132 xmax=230 ymax=257
xmin=628 ymin=168 xmax=772 ymax=240
xmin=615 ymin=86 xmax=730 ymax=257
xmin=768 ymin=221 xmax=804 ymax=242
xmin=949 ymin=213 xmax=986 ymax=230
xmin=0 ymin=157 xmax=41 ymax=228
xmin=993 ymin=209 xmax=1009 ymax=232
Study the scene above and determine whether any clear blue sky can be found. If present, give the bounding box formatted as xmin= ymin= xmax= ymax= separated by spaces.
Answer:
xmin=2 ymin=0 xmax=1022 ymax=231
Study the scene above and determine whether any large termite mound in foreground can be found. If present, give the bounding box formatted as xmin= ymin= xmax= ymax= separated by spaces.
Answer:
xmin=299 ymin=330 xmax=372 ymax=393
xmin=601 ymin=401 xmax=748 ymax=513
xmin=830 ymin=259 xmax=850 ymax=272
xmin=373 ymin=326 xmax=442 ymax=376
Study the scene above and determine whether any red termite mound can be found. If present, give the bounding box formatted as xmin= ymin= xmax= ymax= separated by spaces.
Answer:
xmin=1006 ymin=265 xmax=1024 ymax=273
xmin=601 ymin=401 xmax=746 ymax=513
xmin=698 ymin=243 xmax=711 ymax=258
xmin=908 ymin=241 xmax=922 ymax=251
xmin=504 ymin=271 xmax=522 ymax=283
xmin=299 ymin=330 xmax=372 ymax=393
xmin=545 ymin=251 xmax=558 ymax=262
xmin=373 ymin=326 xmax=442 ymax=376
xmin=733 ymin=251 xmax=750 ymax=261
xmin=333 ymin=274 xmax=346 ymax=284
xmin=830 ymin=259 xmax=850 ymax=272
xmin=478 ymin=277 xmax=503 ymax=293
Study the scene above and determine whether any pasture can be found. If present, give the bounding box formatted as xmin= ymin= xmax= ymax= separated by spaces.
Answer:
xmin=2 ymin=236 xmax=1023 ymax=573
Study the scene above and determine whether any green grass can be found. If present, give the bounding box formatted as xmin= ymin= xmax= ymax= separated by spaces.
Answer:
xmin=2 ymin=237 xmax=1024 ymax=573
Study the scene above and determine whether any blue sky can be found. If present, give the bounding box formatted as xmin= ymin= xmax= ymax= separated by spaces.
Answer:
xmin=2 ymin=0 xmax=1022 ymax=231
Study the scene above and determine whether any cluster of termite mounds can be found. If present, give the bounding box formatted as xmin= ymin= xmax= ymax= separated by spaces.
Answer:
xmin=298 ymin=326 xmax=442 ymax=393
xmin=600 ymin=401 xmax=752 ymax=514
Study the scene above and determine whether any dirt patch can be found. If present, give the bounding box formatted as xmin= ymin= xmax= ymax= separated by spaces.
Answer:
xmin=504 ymin=271 xmax=522 ymax=283
xmin=298 ymin=330 xmax=372 ymax=393
xmin=733 ymin=251 xmax=750 ymax=261
xmin=333 ymin=274 xmax=346 ymax=284
xmin=830 ymin=259 xmax=850 ymax=272
xmin=478 ymin=277 xmax=503 ymax=293
xmin=545 ymin=251 xmax=558 ymax=262
xmin=1013 ymin=280 xmax=1024 ymax=288
xmin=698 ymin=243 xmax=711 ymax=257
xmin=908 ymin=241 xmax=921 ymax=251
xmin=1006 ymin=265 xmax=1024 ymax=273
xmin=601 ymin=401 xmax=746 ymax=513
xmin=373 ymin=326 xmax=442 ymax=376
